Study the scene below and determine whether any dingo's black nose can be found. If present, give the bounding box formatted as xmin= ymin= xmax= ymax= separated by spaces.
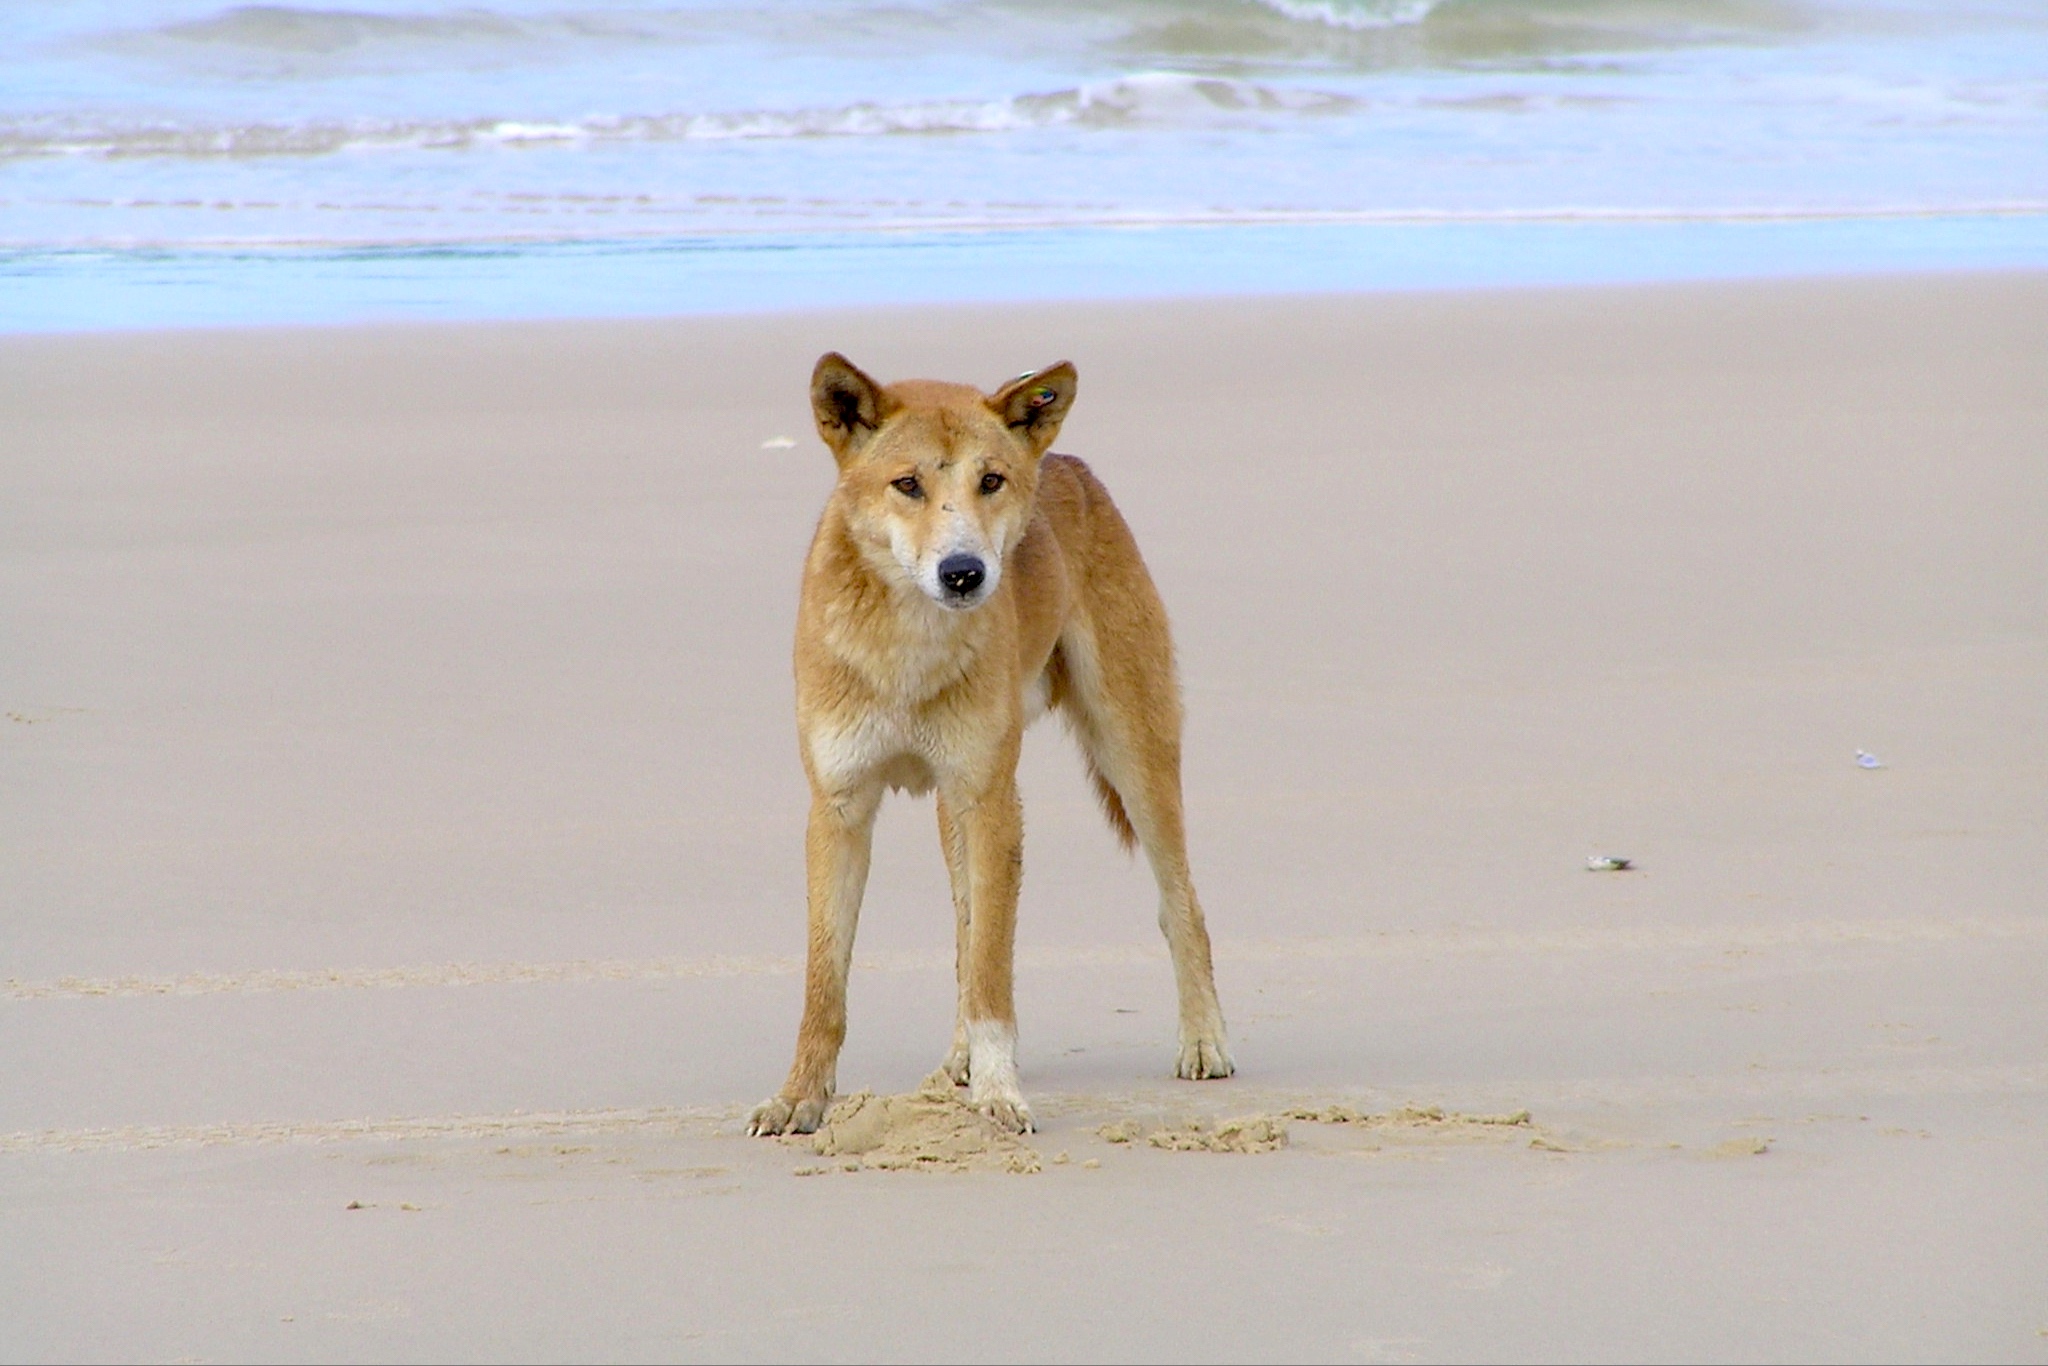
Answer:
xmin=938 ymin=554 xmax=986 ymax=597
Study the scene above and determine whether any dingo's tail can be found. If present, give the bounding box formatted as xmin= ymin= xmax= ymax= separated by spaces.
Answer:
xmin=1087 ymin=758 xmax=1137 ymax=853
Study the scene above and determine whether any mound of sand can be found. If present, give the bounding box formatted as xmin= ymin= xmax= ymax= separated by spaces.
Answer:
xmin=804 ymin=1074 xmax=1041 ymax=1174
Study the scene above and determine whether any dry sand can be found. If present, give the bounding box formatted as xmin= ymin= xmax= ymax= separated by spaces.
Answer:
xmin=2 ymin=275 xmax=2045 ymax=1362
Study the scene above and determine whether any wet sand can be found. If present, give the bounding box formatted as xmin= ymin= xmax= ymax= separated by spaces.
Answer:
xmin=3 ymin=275 xmax=2046 ymax=1361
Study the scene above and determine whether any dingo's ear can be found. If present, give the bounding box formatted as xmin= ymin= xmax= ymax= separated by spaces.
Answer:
xmin=991 ymin=362 xmax=1077 ymax=454
xmin=811 ymin=352 xmax=894 ymax=462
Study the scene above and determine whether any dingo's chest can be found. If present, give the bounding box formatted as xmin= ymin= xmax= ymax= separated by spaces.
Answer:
xmin=801 ymin=664 xmax=1051 ymax=797
xmin=804 ymin=706 xmax=939 ymax=794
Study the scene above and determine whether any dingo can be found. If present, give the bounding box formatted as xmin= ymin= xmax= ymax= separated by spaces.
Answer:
xmin=746 ymin=354 xmax=1232 ymax=1137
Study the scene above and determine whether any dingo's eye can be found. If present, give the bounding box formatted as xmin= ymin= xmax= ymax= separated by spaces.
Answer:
xmin=979 ymin=472 xmax=1006 ymax=495
xmin=891 ymin=475 xmax=923 ymax=498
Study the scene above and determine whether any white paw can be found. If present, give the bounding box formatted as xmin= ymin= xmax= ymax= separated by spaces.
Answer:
xmin=746 ymin=1093 xmax=829 ymax=1136
xmin=1175 ymin=1035 xmax=1235 ymax=1081
xmin=939 ymin=1038 xmax=971 ymax=1086
xmin=963 ymin=1018 xmax=1031 ymax=1130
xmin=972 ymin=1088 xmax=1036 ymax=1134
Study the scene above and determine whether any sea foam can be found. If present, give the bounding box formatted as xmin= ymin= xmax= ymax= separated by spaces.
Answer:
xmin=0 ymin=73 xmax=1359 ymax=162
xmin=1252 ymin=0 xmax=1441 ymax=29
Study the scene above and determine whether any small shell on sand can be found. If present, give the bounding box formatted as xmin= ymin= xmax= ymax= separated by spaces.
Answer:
xmin=1707 ymin=1136 xmax=1771 ymax=1158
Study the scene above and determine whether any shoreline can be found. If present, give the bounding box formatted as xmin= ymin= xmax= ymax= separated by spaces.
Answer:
xmin=6 ymin=213 xmax=2047 ymax=334
xmin=4 ymin=262 xmax=2045 ymax=351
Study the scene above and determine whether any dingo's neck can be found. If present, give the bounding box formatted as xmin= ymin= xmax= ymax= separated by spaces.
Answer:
xmin=803 ymin=512 xmax=999 ymax=709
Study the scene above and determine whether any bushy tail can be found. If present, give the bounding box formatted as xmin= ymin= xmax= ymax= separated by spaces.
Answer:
xmin=1087 ymin=756 xmax=1137 ymax=853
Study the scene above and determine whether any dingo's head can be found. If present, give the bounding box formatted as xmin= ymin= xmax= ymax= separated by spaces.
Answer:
xmin=810 ymin=352 xmax=1076 ymax=612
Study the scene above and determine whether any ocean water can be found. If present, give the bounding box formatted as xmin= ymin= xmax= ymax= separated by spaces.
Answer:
xmin=3 ymin=0 xmax=2046 ymax=329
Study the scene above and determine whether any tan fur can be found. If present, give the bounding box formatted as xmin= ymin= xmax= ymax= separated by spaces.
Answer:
xmin=746 ymin=354 xmax=1232 ymax=1137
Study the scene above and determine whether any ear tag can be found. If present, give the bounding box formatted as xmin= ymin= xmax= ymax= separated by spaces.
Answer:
xmin=1026 ymin=386 xmax=1056 ymax=409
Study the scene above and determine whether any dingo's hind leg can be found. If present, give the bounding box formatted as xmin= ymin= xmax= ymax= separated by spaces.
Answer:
xmin=1054 ymin=617 xmax=1234 ymax=1081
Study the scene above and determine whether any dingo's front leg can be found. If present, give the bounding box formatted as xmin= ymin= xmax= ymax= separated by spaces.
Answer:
xmin=748 ymin=786 xmax=880 ymax=1136
xmin=952 ymin=773 xmax=1032 ymax=1132
xmin=935 ymin=794 xmax=973 ymax=1086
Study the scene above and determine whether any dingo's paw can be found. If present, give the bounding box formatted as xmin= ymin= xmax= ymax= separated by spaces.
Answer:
xmin=973 ymin=1090 xmax=1035 ymax=1134
xmin=962 ymin=1020 xmax=1029 ymax=1128
xmin=746 ymin=1093 xmax=829 ymax=1136
xmin=939 ymin=1037 xmax=971 ymax=1086
xmin=1175 ymin=1036 xmax=1235 ymax=1081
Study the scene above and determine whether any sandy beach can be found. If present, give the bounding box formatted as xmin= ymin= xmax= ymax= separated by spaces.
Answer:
xmin=3 ymin=274 xmax=2045 ymax=1362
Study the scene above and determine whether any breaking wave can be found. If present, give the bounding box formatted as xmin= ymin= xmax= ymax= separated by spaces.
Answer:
xmin=156 ymin=0 xmax=1452 ymax=52
xmin=98 ymin=0 xmax=1817 ymax=74
xmin=139 ymin=0 xmax=1443 ymax=55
